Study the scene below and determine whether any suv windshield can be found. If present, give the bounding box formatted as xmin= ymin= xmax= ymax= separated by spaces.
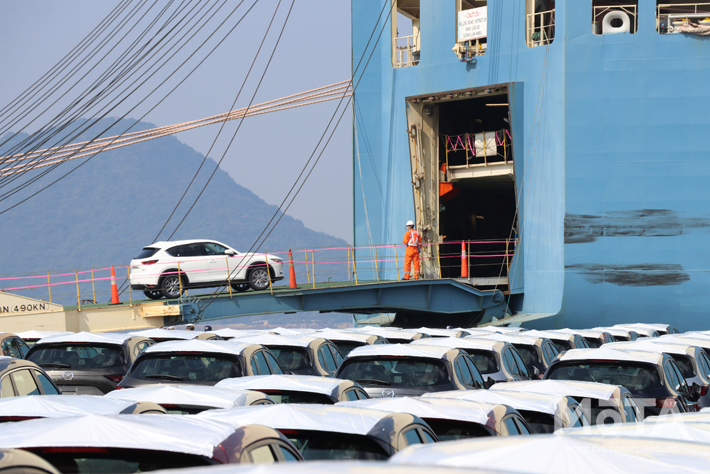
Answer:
xmin=131 ymin=354 xmax=241 ymax=383
xmin=285 ymin=430 xmax=388 ymax=461
xmin=268 ymin=347 xmax=311 ymax=372
xmin=28 ymin=344 xmax=126 ymax=370
xmin=338 ymin=357 xmax=451 ymax=388
xmin=547 ymin=361 xmax=666 ymax=397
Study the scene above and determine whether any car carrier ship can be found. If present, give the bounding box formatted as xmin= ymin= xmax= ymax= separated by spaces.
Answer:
xmin=351 ymin=0 xmax=710 ymax=330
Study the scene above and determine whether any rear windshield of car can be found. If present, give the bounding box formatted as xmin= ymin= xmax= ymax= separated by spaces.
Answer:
xmin=332 ymin=341 xmax=365 ymax=357
xmin=516 ymin=410 xmax=555 ymax=434
xmin=261 ymin=390 xmax=335 ymax=405
xmin=267 ymin=347 xmax=312 ymax=372
xmin=338 ymin=357 xmax=451 ymax=388
xmin=547 ymin=361 xmax=665 ymax=397
xmin=513 ymin=345 xmax=540 ymax=368
xmin=423 ymin=419 xmax=493 ymax=440
xmin=28 ymin=344 xmax=126 ymax=370
xmin=130 ymin=354 xmax=241 ymax=383
xmin=464 ymin=350 xmax=499 ymax=374
xmin=551 ymin=340 xmax=572 ymax=353
xmin=29 ymin=447 xmax=218 ymax=473
xmin=284 ymin=430 xmax=389 ymax=461
xmin=135 ymin=248 xmax=159 ymax=259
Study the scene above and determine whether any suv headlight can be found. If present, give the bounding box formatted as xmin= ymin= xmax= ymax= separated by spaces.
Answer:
xmin=269 ymin=257 xmax=283 ymax=263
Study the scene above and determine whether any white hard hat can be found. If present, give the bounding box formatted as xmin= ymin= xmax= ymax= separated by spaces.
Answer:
xmin=406 ymin=220 xmax=415 ymax=227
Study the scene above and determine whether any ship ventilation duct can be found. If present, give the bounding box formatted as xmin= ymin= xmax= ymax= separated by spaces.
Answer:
xmin=602 ymin=11 xmax=630 ymax=34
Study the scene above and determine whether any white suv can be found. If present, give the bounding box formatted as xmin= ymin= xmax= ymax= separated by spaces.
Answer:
xmin=129 ymin=239 xmax=283 ymax=299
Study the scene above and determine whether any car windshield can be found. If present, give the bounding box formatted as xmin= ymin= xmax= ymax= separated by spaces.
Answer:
xmin=547 ymin=361 xmax=665 ymax=397
xmin=464 ymin=350 xmax=499 ymax=374
xmin=131 ymin=354 xmax=241 ymax=383
xmin=338 ymin=357 xmax=450 ymax=388
xmin=29 ymin=447 xmax=217 ymax=473
xmin=28 ymin=344 xmax=126 ymax=369
xmin=267 ymin=347 xmax=312 ymax=372
xmin=285 ymin=430 xmax=389 ymax=461
xmin=331 ymin=341 xmax=364 ymax=357
xmin=551 ymin=340 xmax=572 ymax=352
xmin=517 ymin=410 xmax=555 ymax=434
xmin=423 ymin=419 xmax=493 ymax=440
xmin=261 ymin=390 xmax=335 ymax=404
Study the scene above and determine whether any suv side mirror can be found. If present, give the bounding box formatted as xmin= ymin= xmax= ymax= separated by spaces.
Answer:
xmin=532 ymin=366 xmax=541 ymax=379
xmin=485 ymin=377 xmax=496 ymax=389
xmin=690 ymin=382 xmax=703 ymax=402
xmin=225 ymin=249 xmax=236 ymax=256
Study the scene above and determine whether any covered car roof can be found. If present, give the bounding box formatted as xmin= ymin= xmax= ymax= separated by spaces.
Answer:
xmin=153 ymin=461 xmax=508 ymax=474
xmin=0 ymin=395 xmax=140 ymax=418
xmin=413 ymin=337 xmax=504 ymax=351
xmin=141 ymin=339 xmax=254 ymax=357
xmin=198 ymin=404 xmax=404 ymax=436
xmin=128 ymin=328 xmax=205 ymax=340
xmin=35 ymin=331 xmax=135 ymax=345
xmin=388 ymin=434 xmax=710 ymax=473
xmin=0 ymin=414 xmax=237 ymax=457
xmin=105 ymin=385 xmax=272 ymax=409
xmin=558 ymin=420 xmax=710 ymax=444
xmin=606 ymin=340 xmax=700 ymax=356
xmin=346 ymin=344 xmax=457 ymax=360
xmin=230 ymin=334 xmax=316 ymax=348
xmin=216 ymin=374 xmax=353 ymax=397
xmin=424 ymin=390 xmax=565 ymax=416
xmin=491 ymin=380 xmax=621 ymax=402
xmin=337 ymin=396 xmax=494 ymax=426
xmin=304 ymin=329 xmax=380 ymax=344
xmin=554 ymin=347 xmax=665 ymax=365
xmin=15 ymin=331 xmax=73 ymax=341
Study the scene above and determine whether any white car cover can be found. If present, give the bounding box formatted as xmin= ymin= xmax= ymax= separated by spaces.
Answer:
xmin=34 ymin=332 xmax=132 ymax=345
xmin=555 ymin=347 xmax=664 ymax=365
xmin=558 ymin=420 xmax=710 ymax=444
xmin=141 ymin=339 xmax=253 ymax=356
xmin=15 ymin=331 xmax=73 ymax=341
xmin=338 ymin=396 xmax=495 ymax=426
xmin=129 ymin=328 xmax=204 ymax=340
xmin=346 ymin=344 xmax=452 ymax=360
xmin=230 ymin=334 xmax=313 ymax=348
xmin=105 ymin=385 xmax=269 ymax=409
xmin=388 ymin=434 xmax=710 ymax=473
xmin=216 ymin=374 xmax=347 ymax=397
xmin=0 ymin=395 xmax=136 ymax=418
xmin=491 ymin=380 xmax=619 ymax=402
xmin=424 ymin=390 xmax=564 ymax=416
xmin=0 ymin=414 xmax=236 ymax=457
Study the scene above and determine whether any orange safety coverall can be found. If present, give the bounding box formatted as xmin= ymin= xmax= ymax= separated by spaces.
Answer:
xmin=403 ymin=229 xmax=421 ymax=280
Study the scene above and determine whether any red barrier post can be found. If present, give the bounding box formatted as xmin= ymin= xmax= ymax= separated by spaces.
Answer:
xmin=110 ymin=266 xmax=120 ymax=304
xmin=461 ymin=241 xmax=469 ymax=278
xmin=288 ymin=249 xmax=298 ymax=289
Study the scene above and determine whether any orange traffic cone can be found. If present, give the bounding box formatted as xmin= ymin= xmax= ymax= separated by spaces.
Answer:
xmin=110 ymin=266 xmax=120 ymax=304
xmin=461 ymin=241 xmax=469 ymax=278
xmin=288 ymin=249 xmax=298 ymax=289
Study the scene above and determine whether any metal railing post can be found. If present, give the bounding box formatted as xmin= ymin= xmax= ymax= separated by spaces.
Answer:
xmin=353 ymin=247 xmax=358 ymax=285
xmin=47 ymin=271 xmax=52 ymax=303
xmin=127 ymin=267 xmax=133 ymax=306
xmin=75 ymin=271 xmax=81 ymax=311
xmin=266 ymin=251 xmax=273 ymax=295
xmin=467 ymin=240 xmax=471 ymax=278
xmin=91 ymin=267 xmax=96 ymax=304
xmin=437 ymin=243 xmax=442 ymax=279
xmin=311 ymin=251 xmax=316 ymax=289
xmin=304 ymin=249 xmax=311 ymax=285
xmin=347 ymin=246 xmax=351 ymax=282
xmin=374 ymin=246 xmax=379 ymax=281
xmin=177 ymin=262 xmax=183 ymax=296
xmin=394 ymin=244 xmax=400 ymax=281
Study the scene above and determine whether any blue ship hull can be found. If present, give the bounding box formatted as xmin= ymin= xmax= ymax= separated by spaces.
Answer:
xmin=352 ymin=1 xmax=710 ymax=331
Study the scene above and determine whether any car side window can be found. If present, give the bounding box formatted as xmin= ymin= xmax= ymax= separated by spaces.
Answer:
xmin=503 ymin=416 xmax=521 ymax=435
xmin=1 ymin=376 xmax=15 ymax=397
xmin=1 ymin=339 xmax=20 ymax=358
xmin=12 ymin=369 xmax=40 ymax=396
xmin=34 ymin=371 xmax=60 ymax=395
xmin=13 ymin=338 xmax=29 ymax=358
xmin=502 ymin=348 xmax=519 ymax=376
xmin=250 ymin=357 xmax=259 ymax=375
xmin=669 ymin=360 xmax=689 ymax=393
xmin=133 ymin=341 xmax=152 ymax=359
xmin=329 ymin=344 xmax=344 ymax=367
xmin=419 ymin=428 xmax=436 ymax=443
xmin=318 ymin=346 xmax=337 ymax=374
xmin=510 ymin=349 xmax=530 ymax=378
xmin=699 ymin=351 xmax=710 ymax=378
xmin=278 ymin=444 xmax=300 ymax=462
xmin=568 ymin=403 xmax=590 ymax=427
xmin=204 ymin=242 xmax=228 ymax=255
xmin=622 ymin=394 xmax=638 ymax=423
xmin=355 ymin=388 xmax=369 ymax=399
xmin=345 ymin=389 xmax=359 ymax=401
xmin=253 ymin=351 xmax=271 ymax=375
xmin=402 ymin=428 xmax=424 ymax=446
xmin=464 ymin=356 xmax=484 ymax=388
xmin=455 ymin=356 xmax=474 ymax=387
xmin=513 ymin=416 xmax=531 ymax=435
xmin=263 ymin=351 xmax=283 ymax=375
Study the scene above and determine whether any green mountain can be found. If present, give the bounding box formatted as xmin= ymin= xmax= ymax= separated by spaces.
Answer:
xmin=0 ymin=119 xmax=347 ymax=291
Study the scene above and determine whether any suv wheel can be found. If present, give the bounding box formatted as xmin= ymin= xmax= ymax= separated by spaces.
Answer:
xmin=160 ymin=274 xmax=184 ymax=298
xmin=230 ymin=282 xmax=249 ymax=292
xmin=144 ymin=290 xmax=163 ymax=300
xmin=248 ymin=266 xmax=270 ymax=291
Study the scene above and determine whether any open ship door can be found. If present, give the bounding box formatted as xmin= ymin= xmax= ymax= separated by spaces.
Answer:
xmin=406 ymin=100 xmax=440 ymax=279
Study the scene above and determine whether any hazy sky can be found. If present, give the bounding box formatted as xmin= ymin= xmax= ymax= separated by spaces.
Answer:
xmin=0 ymin=1 xmax=354 ymax=242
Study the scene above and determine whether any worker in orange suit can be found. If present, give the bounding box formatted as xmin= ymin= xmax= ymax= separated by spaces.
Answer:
xmin=403 ymin=220 xmax=421 ymax=280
